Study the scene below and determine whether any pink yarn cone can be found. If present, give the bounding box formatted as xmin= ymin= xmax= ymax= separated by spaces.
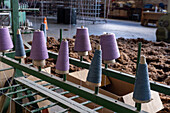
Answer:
xmin=0 ymin=27 xmax=13 ymax=52
xmin=30 ymin=30 xmax=49 ymax=60
xmin=74 ymin=27 xmax=91 ymax=52
xmin=100 ymin=33 xmax=120 ymax=61
xmin=56 ymin=40 xmax=69 ymax=74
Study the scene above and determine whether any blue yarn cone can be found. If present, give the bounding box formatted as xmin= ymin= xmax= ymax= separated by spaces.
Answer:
xmin=133 ymin=56 xmax=151 ymax=103
xmin=15 ymin=29 xmax=26 ymax=59
xmin=86 ymin=46 xmax=102 ymax=86
xmin=40 ymin=23 xmax=47 ymax=43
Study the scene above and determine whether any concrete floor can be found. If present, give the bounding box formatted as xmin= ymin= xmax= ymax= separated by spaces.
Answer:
xmin=23 ymin=16 xmax=157 ymax=42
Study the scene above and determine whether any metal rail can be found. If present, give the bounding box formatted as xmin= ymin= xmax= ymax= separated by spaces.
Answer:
xmin=15 ymin=77 xmax=97 ymax=113
xmin=48 ymin=51 xmax=170 ymax=95
xmin=4 ymin=50 xmax=170 ymax=95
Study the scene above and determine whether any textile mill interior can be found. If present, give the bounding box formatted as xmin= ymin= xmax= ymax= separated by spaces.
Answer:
xmin=0 ymin=0 xmax=170 ymax=113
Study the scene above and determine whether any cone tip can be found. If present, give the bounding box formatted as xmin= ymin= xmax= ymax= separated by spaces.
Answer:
xmin=81 ymin=26 xmax=84 ymax=29
xmin=140 ymin=55 xmax=146 ymax=64
xmin=63 ymin=39 xmax=67 ymax=42
xmin=36 ymin=29 xmax=41 ymax=32
xmin=97 ymin=44 xmax=101 ymax=50
xmin=103 ymin=32 xmax=107 ymax=34
xmin=17 ymin=29 xmax=21 ymax=34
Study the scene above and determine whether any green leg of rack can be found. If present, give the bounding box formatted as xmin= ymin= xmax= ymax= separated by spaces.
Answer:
xmin=1 ymin=89 xmax=13 ymax=113
xmin=11 ymin=0 xmax=19 ymax=49
xmin=15 ymin=86 xmax=23 ymax=113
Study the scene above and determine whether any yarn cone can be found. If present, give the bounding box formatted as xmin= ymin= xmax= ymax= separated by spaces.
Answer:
xmin=133 ymin=55 xmax=151 ymax=103
xmin=43 ymin=17 xmax=48 ymax=30
xmin=55 ymin=39 xmax=69 ymax=74
xmin=40 ymin=23 xmax=47 ymax=43
xmin=30 ymin=30 xmax=49 ymax=67
xmin=86 ymin=45 xmax=102 ymax=87
xmin=100 ymin=33 xmax=120 ymax=63
xmin=74 ymin=26 xmax=91 ymax=56
xmin=0 ymin=27 xmax=13 ymax=52
xmin=15 ymin=29 xmax=26 ymax=59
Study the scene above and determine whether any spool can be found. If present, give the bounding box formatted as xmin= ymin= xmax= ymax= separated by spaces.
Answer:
xmin=74 ymin=26 xmax=91 ymax=56
xmin=15 ymin=29 xmax=26 ymax=59
xmin=30 ymin=30 xmax=48 ymax=67
xmin=77 ymin=51 xmax=88 ymax=56
xmin=55 ymin=39 xmax=69 ymax=74
xmin=86 ymin=44 xmax=102 ymax=87
xmin=133 ymin=55 xmax=151 ymax=103
xmin=100 ymin=33 xmax=120 ymax=64
xmin=0 ymin=27 xmax=13 ymax=52
xmin=33 ymin=60 xmax=46 ymax=67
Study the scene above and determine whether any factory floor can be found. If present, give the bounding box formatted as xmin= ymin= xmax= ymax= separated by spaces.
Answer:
xmin=23 ymin=16 xmax=157 ymax=43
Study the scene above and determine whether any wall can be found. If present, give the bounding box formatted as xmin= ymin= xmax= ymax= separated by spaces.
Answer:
xmin=143 ymin=0 xmax=168 ymax=5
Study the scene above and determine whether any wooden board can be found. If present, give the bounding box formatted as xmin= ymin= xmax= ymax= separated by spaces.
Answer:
xmin=123 ymin=90 xmax=164 ymax=113
xmin=68 ymin=69 xmax=120 ymax=100
xmin=69 ymin=69 xmax=111 ymax=86
xmin=106 ymin=77 xmax=134 ymax=96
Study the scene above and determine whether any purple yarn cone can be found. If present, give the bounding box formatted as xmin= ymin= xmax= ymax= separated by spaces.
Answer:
xmin=100 ymin=34 xmax=120 ymax=61
xmin=56 ymin=40 xmax=69 ymax=73
xmin=30 ymin=31 xmax=49 ymax=60
xmin=74 ymin=27 xmax=91 ymax=52
xmin=0 ymin=27 xmax=13 ymax=51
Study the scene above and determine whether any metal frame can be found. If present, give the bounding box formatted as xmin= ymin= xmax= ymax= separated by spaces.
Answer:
xmin=0 ymin=54 xmax=147 ymax=113
xmin=0 ymin=50 xmax=170 ymax=112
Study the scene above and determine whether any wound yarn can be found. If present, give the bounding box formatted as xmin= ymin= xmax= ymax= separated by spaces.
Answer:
xmin=100 ymin=33 xmax=120 ymax=61
xmin=56 ymin=40 xmax=69 ymax=74
xmin=86 ymin=49 xmax=102 ymax=86
xmin=15 ymin=30 xmax=26 ymax=59
xmin=0 ymin=27 xmax=13 ymax=52
xmin=74 ymin=27 xmax=91 ymax=52
xmin=133 ymin=56 xmax=151 ymax=103
xmin=30 ymin=30 xmax=49 ymax=60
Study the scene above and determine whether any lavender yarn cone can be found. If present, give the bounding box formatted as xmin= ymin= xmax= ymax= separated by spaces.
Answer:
xmin=74 ymin=26 xmax=91 ymax=56
xmin=100 ymin=33 xmax=120 ymax=63
xmin=40 ymin=23 xmax=47 ymax=43
xmin=30 ymin=30 xmax=49 ymax=67
xmin=133 ymin=55 xmax=151 ymax=103
xmin=0 ymin=27 xmax=13 ymax=52
xmin=56 ymin=40 xmax=69 ymax=74
xmin=15 ymin=29 xmax=26 ymax=59
xmin=86 ymin=45 xmax=102 ymax=87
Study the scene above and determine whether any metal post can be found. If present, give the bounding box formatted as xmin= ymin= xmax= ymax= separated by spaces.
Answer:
xmin=19 ymin=59 xmax=21 ymax=63
xmin=95 ymin=87 xmax=99 ymax=94
xmin=135 ymin=42 xmax=142 ymax=111
xmin=80 ymin=56 xmax=83 ymax=61
xmin=168 ymin=0 xmax=170 ymax=13
xmin=63 ymin=74 xmax=67 ymax=81
xmin=38 ymin=66 xmax=41 ymax=71
xmin=2 ymin=52 xmax=5 ymax=56
xmin=60 ymin=29 xmax=62 ymax=44
xmin=135 ymin=103 xmax=142 ymax=111
xmin=11 ymin=0 xmax=19 ymax=49
xmin=104 ymin=0 xmax=106 ymax=19
xmin=105 ymin=64 xmax=108 ymax=69
xmin=136 ymin=42 xmax=142 ymax=75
